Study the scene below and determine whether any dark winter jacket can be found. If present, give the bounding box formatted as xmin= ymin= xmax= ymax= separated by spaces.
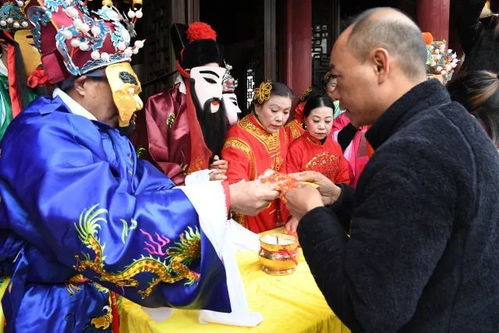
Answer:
xmin=298 ymin=79 xmax=499 ymax=332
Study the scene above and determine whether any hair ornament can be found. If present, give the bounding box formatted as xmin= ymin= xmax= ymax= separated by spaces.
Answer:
xmin=253 ymin=80 xmax=272 ymax=104
xmin=222 ymin=63 xmax=238 ymax=93
xmin=299 ymin=87 xmax=312 ymax=102
xmin=323 ymin=71 xmax=333 ymax=84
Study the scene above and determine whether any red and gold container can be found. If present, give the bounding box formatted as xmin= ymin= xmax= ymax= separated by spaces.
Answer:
xmin=259 ymin=233 xmax=299 ymax=275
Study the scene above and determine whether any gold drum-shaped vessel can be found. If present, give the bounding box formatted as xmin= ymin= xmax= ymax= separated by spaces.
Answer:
xmin=259 ymin=233 xmax=299 ymax=275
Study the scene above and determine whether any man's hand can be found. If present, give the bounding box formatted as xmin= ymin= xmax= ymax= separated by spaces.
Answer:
xmin=229 ymin=180 xmax=279 ymax=215
xmin=285 ymin=185 xmax=324 ymax=220
xmin=209 ymin=155 xmax=228 ymax=181
xmin=290 ymin=171 xmax=342 ymax=205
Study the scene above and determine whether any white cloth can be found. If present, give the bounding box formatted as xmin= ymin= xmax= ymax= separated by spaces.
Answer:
xmin=141 ymin=307 xmax=173 ymax=322
xmin=142 ymin=178 xmax=262 ymax=327
xmin=52 ymin=88 xmax=97 ymax=121
xmin=0 ymin=57 xmax=7 ymax=76
xmin=197 ymin=219 xmax=261 ymax=326
xmin=184 ymin=169 xmax=211 ymax=185
xmin=174 ymin=75 xmax=186 ymax=94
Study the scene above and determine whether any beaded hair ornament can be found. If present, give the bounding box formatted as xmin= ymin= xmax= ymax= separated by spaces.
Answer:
xmin=298 ymin=87 xmax=312 ymax=102
xmin=253 ymin=80 xmax=272 ymax=104
xmin=323 ymin=71 xmax=333 ymax=84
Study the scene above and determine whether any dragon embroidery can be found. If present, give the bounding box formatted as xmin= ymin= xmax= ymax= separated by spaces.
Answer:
xmin=73 ymin=204 xmax=201 ymax=299
xmin=90 ymin=304 xmax=112 ymax=330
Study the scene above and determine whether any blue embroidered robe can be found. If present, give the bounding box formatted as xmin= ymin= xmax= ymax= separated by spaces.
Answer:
xmin=0 ymin=96 xmax=230 ymax=332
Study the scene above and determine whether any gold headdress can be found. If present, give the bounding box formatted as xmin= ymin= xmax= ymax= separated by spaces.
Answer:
xmin=253 ymin=80 xmax=272 ymax=104
xmin=323 ymin=71 xmax=333 ymax=84
xmin=299 ymin=87 xmax=312 ymax=102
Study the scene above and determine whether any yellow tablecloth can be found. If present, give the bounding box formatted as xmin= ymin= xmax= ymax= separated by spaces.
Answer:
xmin=119 ymin=249 xmax=350 ymax=332
xmin=0 ymin=278 xmax=9 ymax=333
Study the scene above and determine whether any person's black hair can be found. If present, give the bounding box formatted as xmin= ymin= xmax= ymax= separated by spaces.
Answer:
xmin=250 ymin=81 xmax=294 ymax=112
xmin=59 ymin=68 xmax=107 ymax=92
xmin=447 ymin=70 xmax=499 ymax=145
xmin=263 ymin=81 xmax=294 ymax=103
xmin=302 ymin=94 xmax=335 ymax=119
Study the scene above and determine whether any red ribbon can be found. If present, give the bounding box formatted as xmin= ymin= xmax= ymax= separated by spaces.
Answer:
xmin=27 ymin=67 xmax=49 ymax=89
xmin=3 ymin=31 xmax=22 ymax=118
xmin=261 ymin=247 xmax=298 ymax=265
xmin=293 ymin=101 xmax=305 ymax=124
xmin=110 ymin=291 xmax=120 ymax=333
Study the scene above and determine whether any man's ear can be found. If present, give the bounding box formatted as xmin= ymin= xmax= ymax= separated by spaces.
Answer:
xmin=371 ymin=48 xmax=389 ymax=84
xmin=73 ymin=76 xmax=88 ymax=97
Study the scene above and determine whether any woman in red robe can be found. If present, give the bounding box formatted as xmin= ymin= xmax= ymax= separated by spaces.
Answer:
xmin=286 ymin=94 xmax=351 ymax=183
xmin=284 ymin=95 xmax=351 ymax=233
xmin=222 ymin=81 xmax=293 ymax=233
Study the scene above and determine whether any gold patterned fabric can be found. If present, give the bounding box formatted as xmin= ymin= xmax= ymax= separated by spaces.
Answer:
xmin=285 ymin=132 xmax=352 ymax=185
xmin=222 ymin=113 xmax=290 ymax=233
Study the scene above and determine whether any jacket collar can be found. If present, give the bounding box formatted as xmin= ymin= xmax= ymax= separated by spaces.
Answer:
xmin=366 ymin=79 xmax=450 ymax=149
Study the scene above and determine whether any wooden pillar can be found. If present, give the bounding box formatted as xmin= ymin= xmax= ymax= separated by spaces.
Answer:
xmin=168 ymin=0 xmax=199 ymax=86
xmin=331 ymin=0 xmax=341 ymax=42
xmin=170 ymin=0 xmax=199 ymax=25
xmin=186 ymin=0 xmax=199 ymax=24
xmin=281 ymin=0 xmax=312 ymax=96
xmin=264 ymin=0 xmax=277 ymax=80
xmin=417 ymin=0 xmax=450 ymax=41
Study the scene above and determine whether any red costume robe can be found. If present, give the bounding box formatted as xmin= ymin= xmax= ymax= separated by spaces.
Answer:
xmin=135 ymin=78 xmax=212 ymax=185
xmin=285 ymin=132 xmax=352 ymax=184
xmin=285 ymin=119 xmax=305 ymax=144
xmin=284 ymin=101 xmax=305 ymax=144
xmin=222 ymin=113 xmax=289 ymax=233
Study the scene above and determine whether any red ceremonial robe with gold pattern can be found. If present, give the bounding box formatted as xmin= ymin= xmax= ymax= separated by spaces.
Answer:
xmin=134 ymin=78 xmax=212 ymax=185
xmin=284 ymin=101 xmax=306 ymax=144
xmin=285 ymin=132 xmax=352 ymax=184
xmin=285 ymin=119 xmax=305 ymax=144
xmin=222 ymin=113 xmax=289 ymax=233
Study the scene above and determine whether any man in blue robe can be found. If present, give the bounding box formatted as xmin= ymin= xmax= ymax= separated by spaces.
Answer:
xmin=0 ymin=1 xmax=277 ymax=331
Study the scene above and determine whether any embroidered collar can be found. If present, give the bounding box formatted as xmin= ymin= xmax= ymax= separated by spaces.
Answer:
xmin=239 ymin=113 xmax=282 ymax=154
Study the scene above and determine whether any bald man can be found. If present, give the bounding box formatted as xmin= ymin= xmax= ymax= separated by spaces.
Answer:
xmin=286 ymin=8 xmax=499 ymax=332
